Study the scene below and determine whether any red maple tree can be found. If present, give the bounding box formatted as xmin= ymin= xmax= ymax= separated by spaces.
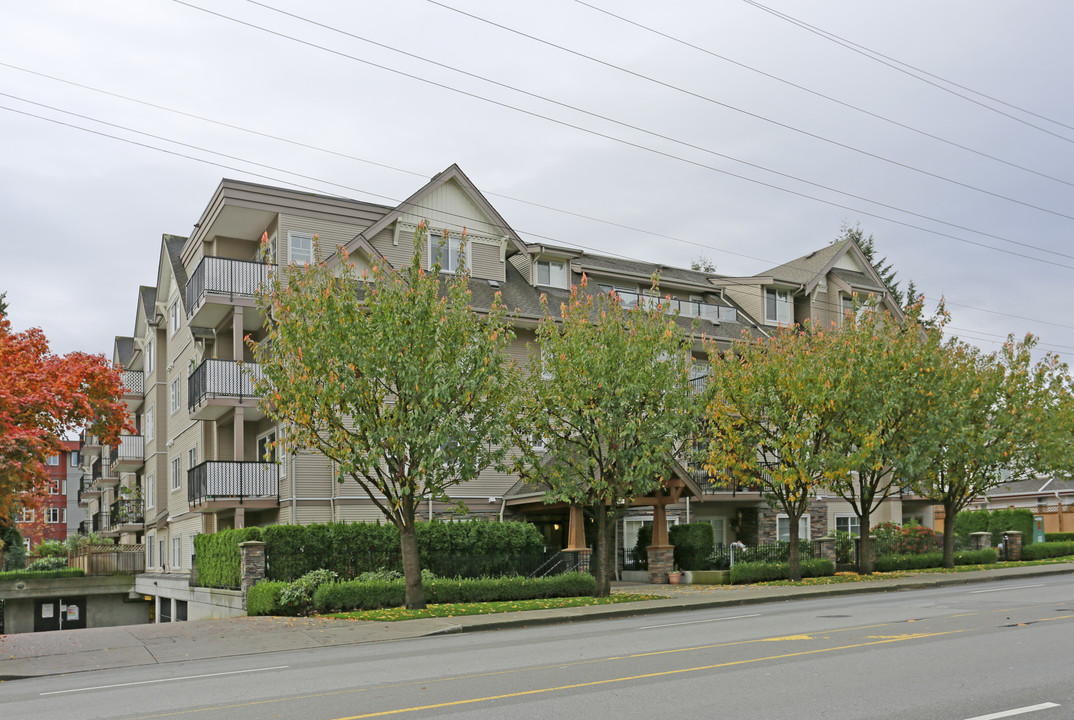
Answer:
xmin=0 ymin=309 xmax=132 ymax=521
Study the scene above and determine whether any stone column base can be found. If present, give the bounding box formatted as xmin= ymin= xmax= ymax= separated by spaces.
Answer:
xmin=647 ymin=544 xmax=674 ymax=584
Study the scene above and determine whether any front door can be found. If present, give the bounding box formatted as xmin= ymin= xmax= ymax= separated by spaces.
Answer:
xmin=34 ymin=600 xmax=60 ymax=632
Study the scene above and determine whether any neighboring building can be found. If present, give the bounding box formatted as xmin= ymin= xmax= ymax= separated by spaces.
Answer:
xmin=82 ymin=164 xmax=930 ymax=616
xmin=16 ymin=440 xmax=83 ymax=554
xmin=934 ymin=476 xmax=1074 ymax=537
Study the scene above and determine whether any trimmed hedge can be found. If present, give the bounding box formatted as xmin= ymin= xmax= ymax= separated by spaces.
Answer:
xmin=874 ymin=548 xmax=998 ymax=572
xmin=953 ymin=508 xmax=1036 ymax=547
xmin=1045 ymin=533 xmax=1074 ymax=543
xmin=246 ymin=581 xmax=289 ymax=616
xmin=193 ymin=527 xmax=263 ymax=588
xmin=1021 ymin=541 xmax=1074 ymax=561
xmin=310 ymin=572 xmax=596 ymax=614
xmin=0 ymin=568 xmax=85 ymax=580
xmin=729 ymin=558 xmax=834 ymax=584
xmin=669 ymin=523 xmax=716 ymax=571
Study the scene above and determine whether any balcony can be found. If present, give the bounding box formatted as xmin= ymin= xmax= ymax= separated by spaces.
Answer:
xmin=610 ymin=290 xmax=738 ymax=324
xmin=120 ymin=370 xmax=144 ymax=408
xmin=687 ymin=463 xmax=765 ymax=498
xmin=110 ymin=499 xmax=145 ymax=533
xmin=188 ymin=358 xmax=265 ymax=421
xmin=91 ymin=511 xmax=111 ymax=534
xmin=80 ymin=430 xmax=103 ymax=461
xmin=109 ymin=434 xmax=145 ymax=472
xmin=77 ymin=479 xmax=101 ymax=505
xmin=186 ymin=256 xmax=274 ymax=329
xmin=188 ymin=461 xmax=279 ymax=512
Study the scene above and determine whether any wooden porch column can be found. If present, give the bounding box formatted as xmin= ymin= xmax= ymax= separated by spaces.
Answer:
xmin=232 ymin=306 xmax=245 ymax=360
xmin=564 ymin=504 xmax=588 ymax=551
xmin=647 ymin=500 xmax=674 ymax=584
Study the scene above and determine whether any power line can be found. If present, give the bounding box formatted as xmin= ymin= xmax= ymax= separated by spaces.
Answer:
xmin=742 ymin=0 xmax=1074 ymax=142
xmin=573 ymin=0 xmax=1074 ymax=189
xmin=419 ymin=0 xmax=1074 ymax=222
xmin=162 ymin=1 xmax=1074 ymax=267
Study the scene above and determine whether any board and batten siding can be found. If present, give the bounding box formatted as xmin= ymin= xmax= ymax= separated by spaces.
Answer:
xmin=398 ymin=178 xmax=503 ymax=238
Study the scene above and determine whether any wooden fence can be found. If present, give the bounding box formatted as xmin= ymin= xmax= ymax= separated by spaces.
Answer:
xmin=69 ymin=544 xmax=146 ymax=575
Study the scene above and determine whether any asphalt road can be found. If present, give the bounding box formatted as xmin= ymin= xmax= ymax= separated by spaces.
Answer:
xmin=3 ymin=575 xmax=1073 ymax=720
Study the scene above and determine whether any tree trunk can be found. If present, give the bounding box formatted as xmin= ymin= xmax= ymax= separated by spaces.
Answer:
xmin=399 ymin=501 xmax=426 ymax=610
xmin=787 ymin=514 xmax=802 ymax=581
xmin=592 ymin=506 xmax=613 ymax=598
xmin=859 ymin=508 xmax=873 ymax=574
xmin=942 ymin=500 xmax=957 ymax=569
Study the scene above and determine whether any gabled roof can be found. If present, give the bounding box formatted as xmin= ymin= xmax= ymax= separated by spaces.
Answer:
xmin=139 ymin=286 xmax=157 ymax=321
xmin=164 ymin=235 xmax=188 ymax=312
xmin=114 ymin=336 xmax=135 ymax=369
xmin=760 ymin=238 xmax=851 ymax=289
xmin=341 ymin=164 xmax=528 ymax=263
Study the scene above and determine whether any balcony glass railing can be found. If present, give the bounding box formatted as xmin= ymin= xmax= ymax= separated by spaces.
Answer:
xmin=608 ymin=290 xmax=737 ymax=323
xmin=186 ymin=256 xmax=274 ymax=311
xmin=188 ymin=358 xmax=263 ymax=410
xmin=188 ymin=461 xmax=279 ymax=506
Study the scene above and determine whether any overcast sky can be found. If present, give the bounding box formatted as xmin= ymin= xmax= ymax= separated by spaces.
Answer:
xmin=3 ymin=1 xmax=1073 ymax=365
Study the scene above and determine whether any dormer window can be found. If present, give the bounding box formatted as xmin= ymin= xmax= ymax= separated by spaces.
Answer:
xmin=536 ymin=259 xmax=568 ymax=288
xmin=765 ymin=288 xmax=793 ymax=325
xmin=429 ymin=231 xmax=468 ymax=274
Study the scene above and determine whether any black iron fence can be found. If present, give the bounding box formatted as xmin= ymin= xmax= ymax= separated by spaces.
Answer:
xmin=188 ymin=358 xmax=263 ymax=410
xmin=110 ymin=499 xmax=144 ymax=526
xmin=188 ymin=461 xmax=279 ymax=506
xmin=91 ymin=511 xmax=111 ymax=533
xmin=186 ymin=255 xmax=272 ymax=309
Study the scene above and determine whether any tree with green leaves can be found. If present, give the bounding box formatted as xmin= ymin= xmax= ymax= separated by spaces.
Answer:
xmin=510 ymin=278 xmax=696 ymax=596
xmin=911 ymin=334 xmax=1074 ymax=567
xmin=702 ymin=323 xmax=841 ymax=580
xmin=819 ymin=304 xmax=942 ymax=573
xmin=252 ymin=225 xmax=517 ymax=609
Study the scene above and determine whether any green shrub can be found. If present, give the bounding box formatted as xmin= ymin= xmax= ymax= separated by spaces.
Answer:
xmin=729 ymin=558 xmax=834 ymax=584
xmin=34 ymin=540 xmax=68 ymax=558
xmin=954 ymin=548 xmax=998 ymax=565
xmin=27 ymin=556 xmax=69 ymax=571
xmin=246 ymin=581 xmax=289 ymax=616
xmin=670 ymin=523 xmax=716 ymax=571
xmin=874 ymin=548 xmax=998 ymax=571
xmin=953 ymin=509 xmax=990 ymax=545
xmin=193 ymin=527 xmax=262 ymax=588
xmin=278 ymin=569 xmax=338 ymax=615
xmin=1045 ymin=533 xmax=1074 ymax=543
xmin=312 ymin=572 xmax=596 ymax=613
xmin=1 ymin=525 xmax=26 ymax=570
xmin=989 ymin=508 xmax=1034 ymax=545
xmin=1021 ymin=541 xmax=1074 ymax=561
xmin=0 ymin=568 xmax=85 ymax=580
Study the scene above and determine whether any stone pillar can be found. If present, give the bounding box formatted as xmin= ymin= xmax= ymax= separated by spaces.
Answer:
xmin=815 ymin=537 xmax=837 ymax=566
xmin=647 ymin=544 xmax=674 ymax=584
xmin=239 ymin=540 xmax=265 ymax=609
xmin=1003 ymin=531 xmax=1023 ymax=561
xmin=969 ymin=532 xmax=992 ymax=550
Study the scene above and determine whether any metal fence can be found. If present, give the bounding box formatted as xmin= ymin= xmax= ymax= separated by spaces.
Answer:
xmin=186 ymin=255 xmax=272 ymax=309
xmin=188 ymin=461 xmax=279 ymax=506
xmin=188 ymin=358 xmax=263 ymax=410
xmin=109 ymin=434 xmax=144 ymax=466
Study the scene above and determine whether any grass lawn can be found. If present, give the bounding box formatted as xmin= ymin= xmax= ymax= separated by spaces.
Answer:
xmin=323 ymin=594 xmax=655 ymax=622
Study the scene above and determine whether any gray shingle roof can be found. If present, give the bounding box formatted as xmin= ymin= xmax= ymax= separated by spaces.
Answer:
xmin=114 ymin=336 xmax=135 ymax=368
xmin=760 ymin=238 xmax=848 ymax=286
xmin=164 ymin=234 xmax=188 ymax=312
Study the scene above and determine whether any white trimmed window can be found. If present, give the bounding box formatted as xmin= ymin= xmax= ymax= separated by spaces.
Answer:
xmin=429 ymin=231 xmax=468 ymax=274
xmin=170 ymin=377 xmax=181 ymax=413
xmin=257 ymin=430 xmax=277 ymax=464
xmin=146 ymin=473 xmax=155 ymax=509
xmin=188 ymin=445 xmax=198 ymax=471
xmin=47 ymin=507 xmax=63 ymax=524
xmin=49 ymin=478 xmax=61 ymax=494
xmin=17 ymin=508 xmax=34 ymax=523
xmin=765 ymin=288 xmax=793 ymax=325
xmin=145 ymin=340 xmax=154 ymax=374
xmin=777 ymin=514 xmax=810 ymax=542
xmin=70 ymin=451 xmax=80 ymax=467
xmin=288 ymin=232 xmax=314 ymax=265
xmin=536 ymin=259 xmax=567 ymax=288
xmin=171 ymin=457 xmax=181 ymax=491
xmin=47 ymin=454 xmax=59 ymax=466
xmin=172 ymin=536 xmax=182 ymax=569
xmin=170 ymin=300 xmax=180 ymax=335
xmin=835 ymin=515 xmax=860 ymax=537
xmin=145 ymin=407 xmax=154 ymax=443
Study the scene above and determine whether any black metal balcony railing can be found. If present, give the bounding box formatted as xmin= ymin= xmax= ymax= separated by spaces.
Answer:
xmin=91 ymin=511 xmax=111 ymax=533
xmin=77 ymin=479 xmax=98 ymax=504
xmin=689 ymin=375 xmax=708 ymax=396
xmin=78 ymin=520 xmax=89 ymax=536
xmin=188 ymin=358 xmax=263 ymax=411
xmin=110 ymin=499 xmax=145 ymax=526
xmin=109 ymin=434 xmax=145 ymax=467
xmin=186 ymin=256 xmax=273 ymax=311
xmin=120 ymin=369 xmax=144 ymax=396
xmin=188 ymin=461 xmax=279 ymax=506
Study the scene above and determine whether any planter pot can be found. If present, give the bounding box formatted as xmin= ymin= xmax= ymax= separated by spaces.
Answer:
xmin=667 ymin=572 xmax=682 ymax=585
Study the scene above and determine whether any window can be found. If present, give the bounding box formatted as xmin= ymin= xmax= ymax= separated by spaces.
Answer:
xmin=170 ymin=300 xmax=180 ymax=335
xmin=264 ymin=231 xmax=278 ymax=264
xmin=47 ymin=507 xmax=63 ymax=524
xmin=841 ymin=294 xmax=854 ymax=317
xmin=536 ymin=259 xmax=567 ymax=288
xmin=170 ymin=378 xmax=181 ymax=413
xmin=257 ymin=430 xmax=277 ymax=463
xmin=777 ymin=514 xmax=810 ymax=542
xmin=288 ymin=232 xmax=314 ymax=265
xmin=765 ymin=288 xmax=793 ymax=325
xmin=17 ymin=508 xmax=34 ymax=523
xmin=47 ymin=454 xmax=59 ymax=466
xmin=146 ymin=473 xmax=155 ymax=509
xmin=188 ymin=445 xmax=198 ymax=471
xmin=171 ymin=457 xmax=181 ymax=491
xmin=145 ymin=407 xmax=154 ymax=443
xmin=145 ymin=340 xmax=154 ymax=374
xmin=835 ymin=515 xmax=860 ymax=537
xmin=70 ymin=451 xmax=80 ymax=467
xmin=429 ymin=231 xmax=468 ymax=273
xmin=49 ymin=478 xmax=61 ymax=495
xmin=530 ymin=434 xmax=547 ymax=451
xmin=172 ymin=536 xmax=182 ymax=569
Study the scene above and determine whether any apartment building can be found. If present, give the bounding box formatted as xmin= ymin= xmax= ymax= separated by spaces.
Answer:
xmin=16 ymin=440 xmax=83 ymax=553
xmin=80 ymin=164 xmax=931 ymax=611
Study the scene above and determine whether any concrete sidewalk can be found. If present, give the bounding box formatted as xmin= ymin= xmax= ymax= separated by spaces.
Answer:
xmin=2 ymin=562 xmax=1071 ymax=680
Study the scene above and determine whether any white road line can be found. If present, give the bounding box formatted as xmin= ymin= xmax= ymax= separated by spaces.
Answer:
xmin=963 ymin=702 xmax=1059 ymax=719
xmin=39 ymin=665 xmax=290 ymax=695
xmin=968 ymin=584 xmax=1045 ymax=594
xmin=639 ymin=613 xmax=761 ymax=629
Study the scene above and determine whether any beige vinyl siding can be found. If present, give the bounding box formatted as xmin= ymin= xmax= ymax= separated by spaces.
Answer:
xmin=508 ymin=253 xmax=531 ymax=283
xmin=507 ymin=330 xmax=536 ymax=367
xmin=833 ymin=253 xmax=864 ymax=272
xmin=451 ymin=471 xmax=520 ymax=498
xmin=469 ymin=241 xmax=504 ymax=282
xmin=278 ymin=214 xmax=370 ymax=264
xmin=293 ymin=503 xmax=334 ymax=525
xmin=336 ymin=502 xmax=386 ymax=523
xmin=291 ymin=453 xmax=335 ymax=498
xmin=368 ymin=224 xmax=413 ymax=270
xmin=212 ymin=236 xmax=260 ymax=261
xmin=811 ymin=286 xmax=836 ymax=328
xmin=722 ymin=285 xmax=763 ymax=326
